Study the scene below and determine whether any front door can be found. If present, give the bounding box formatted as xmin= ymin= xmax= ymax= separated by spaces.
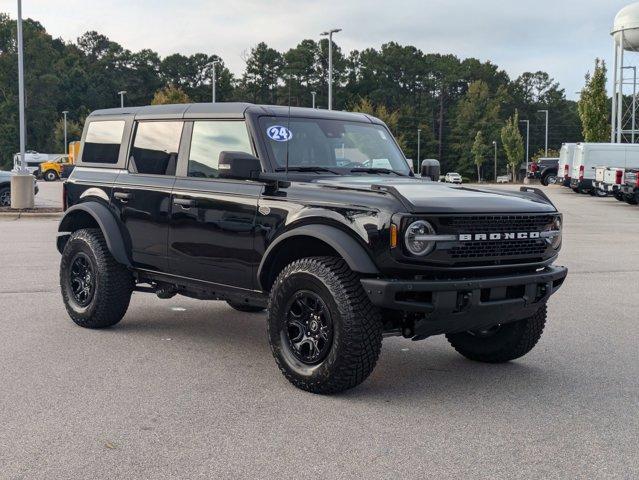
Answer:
xmin=111 ymin=120 xmax=184 ymax=272
xmin=168 ymin=120 xmax=263 ymax=289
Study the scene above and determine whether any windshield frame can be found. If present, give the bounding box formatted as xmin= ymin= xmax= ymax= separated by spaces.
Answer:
xmin=256 ymin=114 xmax=411 ymax=176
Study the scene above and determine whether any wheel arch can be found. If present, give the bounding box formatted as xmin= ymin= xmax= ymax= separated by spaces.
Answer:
xmin=57 ymin=202 xmax=131 ymax=267
xmin=257 ymin=224 xmax=379 ymax=292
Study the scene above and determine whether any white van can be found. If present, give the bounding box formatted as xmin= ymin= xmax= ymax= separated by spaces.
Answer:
xmin=570 ymin=143 xmax=639 ymax=193
xmin=558 ymin=143 xmax=577 ymax=187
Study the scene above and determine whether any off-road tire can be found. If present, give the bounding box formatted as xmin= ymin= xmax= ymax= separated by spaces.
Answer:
xmin=60 ymin=228 xmax=133 ymax=328
xmin=614 ymin=192 xmax=625 ymax=202
xmin=571 ymin=187 xmax=580 ymax=193
xmin=446 ymin=305 xmax=547 ymax=363
xmin=625 ymin=194 xmax=638 ymax=205
xmin=44 ymin=169 xmax=59 ymax=182
xmin=226 ymin=301 xmax=265 ymax=313
xmin=267 ymin=256 xmax=383 ymax=394
xmin=0 ymin=186 xmax=10 ymax=206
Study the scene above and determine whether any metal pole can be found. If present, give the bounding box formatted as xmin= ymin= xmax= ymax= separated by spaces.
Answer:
xmin=311 ymin=91 xmax=316 ymax=109
xmin=417 ymin=129 xmax=421 ymax=166
xmin=212 ymin=62 xmax=217 ymax=103
xmin=17 ymin=0 xmax=26 ymax=173
xmin=633 ymin=66 xmax=636 ymax=143
xmin=62 ymin=111 xmax=68 ymax=154
xmin=612 ymin=38 xmax=619 ymax=143
xmin=520 ymin=119 xmax=530 ymax=174
xmin=493 ymin=141 xmax=497 ymax=181
xmin=618 ymin=30 xmax=625 ymax=143
xmin=118 ymin=91 xmax=126 ymax=108
xmin=328 ymin=32 xmax=333 ymax=110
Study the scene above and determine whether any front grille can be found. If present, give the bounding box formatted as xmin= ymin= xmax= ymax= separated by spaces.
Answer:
xmin=439 ymin=215 xmax=555 ymax=234
xmin=449 ymin=239 xmax=547 ymax=259
xmin=429 ymin=214 xmax=556 ymax=265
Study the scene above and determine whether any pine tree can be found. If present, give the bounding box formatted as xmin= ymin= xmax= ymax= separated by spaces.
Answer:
xmin=578 ymin=59 xmax=610 ymax=142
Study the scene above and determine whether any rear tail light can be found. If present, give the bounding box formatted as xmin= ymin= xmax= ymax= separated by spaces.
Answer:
xmin=636 ymin=175 xmax=639 ymax=188
xmin=616 ymin=170 xmax=623 ymax=185
xmin=579 ymin=165 xmax=585 ymax=181
xmin=531 ymin=163 xmax=539 ymax=173
xmin=564 ymin=165 xmax=569 ymax=177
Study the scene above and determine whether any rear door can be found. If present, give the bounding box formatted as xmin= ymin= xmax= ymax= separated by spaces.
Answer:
xmin=168 ymin=120 xmax=263 ymax=289
xmin=111 ymin=120 xmax=184 ymax=273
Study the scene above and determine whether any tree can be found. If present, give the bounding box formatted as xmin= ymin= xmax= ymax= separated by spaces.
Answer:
xmin=501 ymin=111 xmax=525 ymax=181
xmin=578 ymin=59 xmax=610 ymax=142
xmin=471 ymin=130 xmax=490 ymax=181
xmin=151 ymin=84 xmax=191 ymax=105
xmin=239 ymin=42 xmax=283 ymax=104
xmin=53 ymin=118 xmax=83 ymax=152
xmin=351 ymin=97 xmax=407 ymax=152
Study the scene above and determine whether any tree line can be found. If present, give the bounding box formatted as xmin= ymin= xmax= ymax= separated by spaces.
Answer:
xmin=0 ymin=13 xmax=603 ymax=177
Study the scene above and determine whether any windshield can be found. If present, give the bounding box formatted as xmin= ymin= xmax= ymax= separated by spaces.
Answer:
xmin=259 ymin=116 xmax=410 ymax=175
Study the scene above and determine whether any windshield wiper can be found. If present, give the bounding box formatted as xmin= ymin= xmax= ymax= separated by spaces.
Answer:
xmin=349 ymin=167 xmax=406 ymax=176
xmin=275 ymin=166 xmax=340 ymax=174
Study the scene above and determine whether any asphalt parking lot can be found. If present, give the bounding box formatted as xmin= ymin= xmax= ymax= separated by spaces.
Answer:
xmin=1 ymin=185 xmax=638 ymax=479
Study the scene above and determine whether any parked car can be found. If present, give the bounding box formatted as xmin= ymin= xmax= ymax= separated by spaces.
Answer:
xmin=496 ymin=175 xmax=510 ymax=184
xmin=528 ymin=158 xmax=559 ymax=186
xmin=444 ymin=172 xmax=462 ymax=184
xmin=0 ymin=170 xmax=39 ymax=207
xmin=558 ymin=143 xmax=577 ymax=187
xmin=570 ymin=143 xmax=639 ymax=194
xmin=56 ymin=103 xmax=567 ymax=394
xmin=619 ymin=170 xmax=639 ymax=205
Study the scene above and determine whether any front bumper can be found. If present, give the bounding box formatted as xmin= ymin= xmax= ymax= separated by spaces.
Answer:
xmin=362 ymin=265 xmax=568 ymax=337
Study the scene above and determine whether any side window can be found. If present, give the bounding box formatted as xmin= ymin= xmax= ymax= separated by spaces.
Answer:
xmin=188 ymin=121 xmax=253 ymax=178
xmin=130 ymin=121 xmax=183 ymax=175
xmin=82 ymin=120 xmax=125 ymax=164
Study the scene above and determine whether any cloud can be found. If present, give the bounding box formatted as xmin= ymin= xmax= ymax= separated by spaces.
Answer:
xmin=12 ymin=0 xmax=634 ymax=98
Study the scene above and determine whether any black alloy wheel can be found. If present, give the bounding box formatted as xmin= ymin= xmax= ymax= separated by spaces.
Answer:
xmin=283 ymin=290 xmax=333 ymax=365
xmin=0 ymin=187 xmax=10 ymax=206
xmin=69 ymin=252 xmax=95 ymax=307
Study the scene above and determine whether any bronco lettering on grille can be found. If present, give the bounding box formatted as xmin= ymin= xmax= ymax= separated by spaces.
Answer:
xmin=459 ymin=232 xmax=541 ymax=241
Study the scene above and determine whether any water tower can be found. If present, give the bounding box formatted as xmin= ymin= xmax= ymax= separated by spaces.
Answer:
xmin=611 ymin=2 xmax=639 ymax=143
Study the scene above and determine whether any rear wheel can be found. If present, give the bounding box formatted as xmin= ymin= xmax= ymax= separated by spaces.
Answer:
xmin=0 ymin=186 xmax=10 ymax=206
xmin=44 ymin=169 xmax=59 ymax=182
xmin=614 ymin=192 xmax=625 ymax=202
xmin=60 ymin=228 xmax=133 ymax=328
xmin=446 ymin=305 xmax=547 ymax=363
xmin=226 ymin=301 xmax=265 ymax=313
xmin=267 ymin=257 xmax=383 ymax=394
xmin=625 ymin=194 xmax=638 ymax=205
xmin=571 ymin=187 xmax=580 ymax=193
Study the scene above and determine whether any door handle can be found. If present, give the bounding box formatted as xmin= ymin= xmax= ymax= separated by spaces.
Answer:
xmin=114 ymin=191 xmax=132 ymax=202
xmin=173 ymin=198 xmax=196 ymax=208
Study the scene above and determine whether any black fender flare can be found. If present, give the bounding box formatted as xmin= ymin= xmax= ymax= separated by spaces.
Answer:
xmin=257 ymin=224 xmax=379 ymax=290
xmin=57 ymin=202 xmax=131 ymax=267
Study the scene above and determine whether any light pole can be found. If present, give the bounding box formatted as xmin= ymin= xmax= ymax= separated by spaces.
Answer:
xmin=62 ymin=110 xmax=68 ymax=154
xmin=417 ymin=129 xmax=422 ymax=167
xmin=321 ymin=28 xmax=341 ymax=111
xmin=209 ymin=60 xmax=220 ymax=103
xmin=11 ymin=0 xmax=34 ymax=208
xmin=118 ymin=91 xmax=126 ymax=108
xmin=622 ymin=66 xmax=637 ymax=142
xmin=311 ymin=91 xmax=316 ymax=109
xmin=520 ymin=119 xmax=530 ymax=175
xmin=492 ymin=141 xmax=497 ymax=181
xmin=538 ymin=109 xmax=549 ymax=156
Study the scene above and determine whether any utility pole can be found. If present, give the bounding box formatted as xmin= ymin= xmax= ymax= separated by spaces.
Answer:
xmin=492 ymin=141 xmax=497 ymax=181
xmin=417 ymin=129 xmax=422 ymax=168
xmin=210 ymin=60 xmax=220 ymax=103
xmin=62 ymin=110 xmax=69 ymax=155
xmin=321 ymin=28 xmax=341 ymax=110
xmin=118 ymin=91 xmax=126 ymax=108
xmin=11 ymin=0 xmax=34 ymax=208
xmin=538 ymin=109 xmax=549 ymax=156
xmin=520 ymin=119 xmax=530 ymax=175
xmin=311 ymin=91 xmax=316 ymax=109
xmin=623 ymin=66 xmax=637 ymax=142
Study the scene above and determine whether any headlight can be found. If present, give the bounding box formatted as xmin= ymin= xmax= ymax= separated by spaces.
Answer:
xmin=404 ymin=220 xmax=436 ymax=256
xmin=542 ymin=216 xmax=562 ymax=249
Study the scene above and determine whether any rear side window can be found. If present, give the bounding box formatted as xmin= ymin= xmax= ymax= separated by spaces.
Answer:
xmin=188 ymin=121 xmax=253 ymax=178
xmin=129 ymin=121 xmax=183 ymax=176
xmin=82 ymin=121 xmax=125 ymax=164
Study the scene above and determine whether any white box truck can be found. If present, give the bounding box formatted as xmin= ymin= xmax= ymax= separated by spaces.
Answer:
xmin=558 ymin=143 xmax=577 ymax=187
xmin=570 ymin=143 xmax=639 ymax=194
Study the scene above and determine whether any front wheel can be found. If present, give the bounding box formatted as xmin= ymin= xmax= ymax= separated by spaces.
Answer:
xmin=60 ymin=228 xmax=133 ymax=328
xmin=267 ymin=257 xmax=383 ymax=394
xmin=44 ymin=170 xmax=59 ymax=182
xmin=625 ymin=194 xmax=638 ymax=205
xmin=446 ymin=305 xmax=547 ymax=363
xmin=0 ymin=186 xmax=10 ymax=206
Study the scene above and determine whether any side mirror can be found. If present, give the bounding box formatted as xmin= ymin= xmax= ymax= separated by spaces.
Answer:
xmin=421 ymin=159 xmax=440 ymax=180
xmin=218 ymin=151 xmax=262 ymax=180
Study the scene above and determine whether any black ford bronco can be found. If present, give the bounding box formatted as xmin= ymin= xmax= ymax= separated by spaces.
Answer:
xmin=57 ymin=103 xmax=567 ymax=394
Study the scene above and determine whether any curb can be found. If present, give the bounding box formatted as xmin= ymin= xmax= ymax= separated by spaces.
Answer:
xmin=0 ymin=211 xmax=62 ymax=219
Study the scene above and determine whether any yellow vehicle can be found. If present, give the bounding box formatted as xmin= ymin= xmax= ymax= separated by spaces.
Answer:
xmin=39 ymin=141 xmax=80 ymax=181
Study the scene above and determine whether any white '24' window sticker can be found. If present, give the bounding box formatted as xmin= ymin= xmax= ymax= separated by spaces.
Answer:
xmin=267 ymin=125 xmax=293 ymax=142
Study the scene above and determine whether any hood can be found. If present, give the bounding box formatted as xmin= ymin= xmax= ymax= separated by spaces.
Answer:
xmin=313 ymin=176 xmax=556 ymax=214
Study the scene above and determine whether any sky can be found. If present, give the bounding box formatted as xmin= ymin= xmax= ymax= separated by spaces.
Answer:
xmin=1 ymin=0 xmax=634 ymax=99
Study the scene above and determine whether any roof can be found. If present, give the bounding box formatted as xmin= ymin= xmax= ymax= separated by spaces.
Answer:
xmin=88 ymin=102 xmax=379 ymax=123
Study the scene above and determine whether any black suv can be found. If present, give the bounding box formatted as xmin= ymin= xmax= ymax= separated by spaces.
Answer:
xmin=57 ymin=103 xmax=567 ymax=394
